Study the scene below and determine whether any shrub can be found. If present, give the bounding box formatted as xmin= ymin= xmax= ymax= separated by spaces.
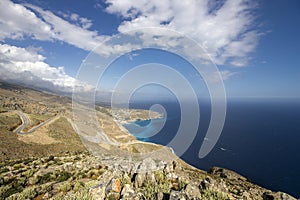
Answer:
xmin=200 ymin=189 xmax=228 ymax=200
xmin=56 ymin=171 xmax=72 ymax=182
xmin=60 ymin=182 xmax=73 ymax=193
xmin=139 ymin=180 xmax=171 ymax=200
xmin=154 ymin=171 xmax=165 ymax=184
xmin=22 ymin=169 xmax=35 ymax=179
xmin=40 ymin=182 xmax=53 ymax=194
xmin=28 ymin=176 xmax=39 ymax=185
xmin=71 ymin=189 xmax=95 ymax=200
xmin=73 ymin=181 xmax=84 ymax=192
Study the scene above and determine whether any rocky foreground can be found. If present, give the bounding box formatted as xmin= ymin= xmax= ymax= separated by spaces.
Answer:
xmin=0 ymin=152 xmax=296 ymax=200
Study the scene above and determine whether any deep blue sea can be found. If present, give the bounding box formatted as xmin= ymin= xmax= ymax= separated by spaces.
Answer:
xmin=124 ymin=99 xmax=300 ymax=198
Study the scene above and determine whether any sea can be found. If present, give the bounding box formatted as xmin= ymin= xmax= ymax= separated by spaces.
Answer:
xmin=123 ymin=98 xmax=300 ymax=198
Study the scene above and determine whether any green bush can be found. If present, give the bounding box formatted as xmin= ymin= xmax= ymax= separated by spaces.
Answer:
xmin=71 ymin=189 xmax=95 ymax=200
xmin=0 ymin=167 xmax=9 ymax=174
xmin=60 ymin=182 xmax=73 ymax=192
xmin=154 ymin=171 xmax=165 ymax=184
xmin=40 ymin=182 xmax=53 ymax=194
xmin=19 ymin=187 xmax=38 ymax=199
xmin=120 ymin=174 xmax=131 ymax=187
xmin=22 ymin=169 xmax=35 ymax=179
xmin=56 ymin=171 xmax=72 ymax=182
xmin=73 ymin=181 xmax=84 ymax=192
xmin=200 ymin=189 xmax=228 ymax=200
xmin=28 ymin=176 xmax=39 ymax=185
xmin=139 ymin=180 xmax=171 ymax=200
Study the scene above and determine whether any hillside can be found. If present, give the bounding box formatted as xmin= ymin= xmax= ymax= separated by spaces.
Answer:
xmin=0 ymin=82 xmax=296 ymax=200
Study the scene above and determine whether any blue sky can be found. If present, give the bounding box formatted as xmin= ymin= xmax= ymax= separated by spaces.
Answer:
xmin=0 ymin=0 xmax=299 ymax=99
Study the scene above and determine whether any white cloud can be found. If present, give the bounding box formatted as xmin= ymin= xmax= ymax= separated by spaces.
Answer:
xmin=0 ymin=0 xmax=261 ymax=92
xmin=0 ymin=0 xmax=260 ymax=67
xmin=66 ymin=12 xmax=93 ymax=29
xmin=0 ymin=0 xmax=105 ymax=51
xmin=220 ymin=70 xmax=238 ymax=81
xmin=25 ymin=4 xmax=106 ymax=51
xmin=105 ymin=0 xmax=260 ymax=67
xmin=0 ymin=0 xmax=54 ymax=41
xmin=0 ymin=44 xmax=92 ymax=92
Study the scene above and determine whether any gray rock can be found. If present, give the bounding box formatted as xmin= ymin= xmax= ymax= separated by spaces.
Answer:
xmin=121 ymin=184 xmax=135 ymax=198
xmin=263 ymin=192 xmax=275 ymax=200
xmin=172 ymin=160 xmax=181 ymax=171
xmin=134 ymin=173 xmax=145 ymax=188
xmin=276 ymin=192 xmax=297 ymax=200
xmin=208 ymin=167 xmax=247 ymax=181
xmin=137 ymin=158 xmax=157 ymax=173
xmin=106 ymin=192 xmax=120 ymax=200
xmin=106 ymin=178 xmax=121 ymax=194
xmin=184 ymin=183 xmax=201 ymax=199
xmin=169 ymin=190 xmax=188 ymax=200
xmin=169 ymin=190 xmax=181 ymax=200
xmin=146 ymin=171 xmax=156 ymax=184
xmin=157 ymin=160 xmax=167 ymax=171
xmin=166 ymin=173 xmax=179 ymax=190
xmin=164 ymin=162 xmax=174 ymax=173
xmin=89 ymin=185 xmax=106 ymax=200
xmin=200 ymin=177 xmax=211 ymax=190
xmin=157 ymin=192 xmax=164 ymax=200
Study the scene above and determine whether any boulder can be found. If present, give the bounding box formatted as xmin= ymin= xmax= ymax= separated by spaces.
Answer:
xmin=208 ymin=167 xmax=247 ymax=181
xmin=184 ymin=183 xmax=201 ymax=199
xmin=121 ymin=184 xmax=135 ymax=199
xmin=134 ymin=173 xmax=145 ymax=188
xmin=106 ymin=178 xmax=121 ymax=194
xmin=89 ymin=184 xmax=106 ymax=200
xmin=169 ymin=190 xmax=187 ymax=200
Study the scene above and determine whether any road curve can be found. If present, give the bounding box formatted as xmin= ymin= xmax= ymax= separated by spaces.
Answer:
xmin=13 ymin=111 xmax=56 ymax=134
xmin=14 ymin=111 xmax=30 ymax=134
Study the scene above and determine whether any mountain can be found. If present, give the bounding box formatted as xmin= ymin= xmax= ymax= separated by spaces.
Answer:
xmin=0 ymin=82 xmax=296 ymax=200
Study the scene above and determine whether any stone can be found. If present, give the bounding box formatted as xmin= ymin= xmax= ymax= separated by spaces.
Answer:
xmin=184 ymin=183 xmax=201 ymax=199
xmin=89 ymin=185 xmax=106 ymax=200
xmin=121 ymin=186 xmax=136 ymax=200
xmin=164 ymin=162 xmax=174 ymax=173
xmin=106 ymin=192 xmax=120 ymax=200
xmin=121 ymin=184 xmax=135 ymax=197
xmin=157 ymin=160 xmax=167 ymax=171
xmin=134 ymin=173 xmax=145 ymax=188
xmin=262 ymin=192 xmax=275 ymax=200
xmin=137 ymin=158 xmax=157 ymax=173
xmin=156 ymin=192 xmax=164 ymax=200
xmin=169 ymin=190 xmax=181 ymax=200
xmin=106 ymin=178 xmax=121 ymax=194
xmin=166 ymin=173 xmax=179 ymax=190
xmin=208 ymin=167 xmax=247 ymax=181
xmin=275 ymin=192 xmax=297 ymax=200
xmin=146 ymin=171 xmax=156 ymax=184
xmin=172 ymin=160 xmax=181 ymax=171
xmin=169 ymin=190 xmax=188 ymax=200
xmin=200 ymin=177 xmax=211 ymax=190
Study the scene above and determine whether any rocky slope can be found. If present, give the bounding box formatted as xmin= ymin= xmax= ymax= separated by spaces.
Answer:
xmin=0 ymin=82 xmax=298 ymax=199
xmin=0 ymin=152 xmax=296 ymax=200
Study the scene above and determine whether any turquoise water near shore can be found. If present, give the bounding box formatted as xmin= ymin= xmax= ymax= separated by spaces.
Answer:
xmin=123 ymin=99 xmax=300 ymax=198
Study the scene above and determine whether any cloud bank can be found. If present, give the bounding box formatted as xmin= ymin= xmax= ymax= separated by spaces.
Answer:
xmin=0 ymin=0 xmax=261 ymax=92
xmin=0 ymin=44 xmax=91 ymax=92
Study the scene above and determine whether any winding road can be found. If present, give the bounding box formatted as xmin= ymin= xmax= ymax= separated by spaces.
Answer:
xmin=13 ymin=111 xmax=55 ymax=134
xmin=12 ymin=110 xmax=157 ymax=148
